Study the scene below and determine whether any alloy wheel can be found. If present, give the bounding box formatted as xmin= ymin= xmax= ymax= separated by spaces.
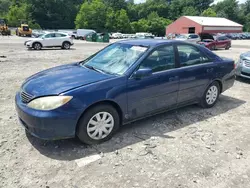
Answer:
xmin=63 ymin=43 xmax=70 ymax=49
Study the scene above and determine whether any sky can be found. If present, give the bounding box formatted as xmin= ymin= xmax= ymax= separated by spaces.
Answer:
xmin=134 ymin=0 xmax=247 ymax=4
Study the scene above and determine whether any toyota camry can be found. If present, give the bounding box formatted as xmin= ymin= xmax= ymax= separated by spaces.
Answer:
xmin=15 ymin=40 xmax=236 ymax=144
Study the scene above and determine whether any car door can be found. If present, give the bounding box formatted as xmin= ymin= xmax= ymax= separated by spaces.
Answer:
xmin=216 ymin=36 xmax=225 ymax=48
xmin=175 ymin=44 xmax=215 ymax=105
xmin=55 ymin=33 xmax=66 ymax=46
xmin=43 ymin=33 xmax=56 ymax=47
xmin=127 ymin=45 xmax=179 ymax=119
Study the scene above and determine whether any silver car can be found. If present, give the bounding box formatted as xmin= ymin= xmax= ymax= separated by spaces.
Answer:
xmin=175 ymin=34 xmax=201 ymax=44
xmin=236 ymin=52 xmax=250 ymax=79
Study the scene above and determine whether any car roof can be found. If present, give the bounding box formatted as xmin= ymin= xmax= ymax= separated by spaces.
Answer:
xmin=117 ymin=39 xmax=182 ymax=47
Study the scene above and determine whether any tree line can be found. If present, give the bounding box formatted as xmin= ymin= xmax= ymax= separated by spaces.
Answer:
xmin=0 ymin=0 xmax=250 ymax=35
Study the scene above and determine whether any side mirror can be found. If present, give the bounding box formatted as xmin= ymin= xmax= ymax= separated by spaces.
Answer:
xmin=133 ymin=68 xmax=153 ymax=79
xmin=42 ymin=37 xmax=45 ymax=39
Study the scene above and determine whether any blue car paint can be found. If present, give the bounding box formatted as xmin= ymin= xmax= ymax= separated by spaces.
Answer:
xmin=15 ymin=40 xmax=236 ymax=140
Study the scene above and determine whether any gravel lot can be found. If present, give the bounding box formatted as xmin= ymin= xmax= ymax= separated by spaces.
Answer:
xmin=0 ymin=36 xmax=250 ymax=188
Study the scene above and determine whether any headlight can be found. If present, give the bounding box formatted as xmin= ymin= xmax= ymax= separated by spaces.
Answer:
xmin=27 ymin=96 xmax=72 ymax=111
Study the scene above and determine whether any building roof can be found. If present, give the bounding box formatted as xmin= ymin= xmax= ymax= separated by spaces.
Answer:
xmin=184 ymin=16 xmax=243 ymax=27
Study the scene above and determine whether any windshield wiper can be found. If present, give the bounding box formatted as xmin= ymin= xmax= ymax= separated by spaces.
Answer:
xmin=84 ymin=64 xmax=104 ymax=74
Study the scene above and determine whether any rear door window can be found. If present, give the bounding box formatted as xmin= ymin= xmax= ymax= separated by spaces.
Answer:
xmin=177 ymin=45 xmax=210 ymax=67
xmin=189 ymin=34 xmax=199 ymax=39
xmin=55 ymin=33 xmax=67 ymax=37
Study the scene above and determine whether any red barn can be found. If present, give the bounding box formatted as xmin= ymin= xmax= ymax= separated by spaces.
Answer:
xmin=166 ymin=16 xmax=243 ymax=35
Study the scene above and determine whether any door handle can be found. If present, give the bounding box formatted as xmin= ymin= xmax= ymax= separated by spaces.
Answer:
xmin=207 ymin=68 xmax=214 ymax=73
xmin=169 ymin=76 xmax=179 ymax=82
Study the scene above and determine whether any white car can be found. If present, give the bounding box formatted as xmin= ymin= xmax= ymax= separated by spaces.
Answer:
xmin=175 ymin=34 xmax=201 ymax=44
xmin=24 ymin=32 xmax=74 ymax=50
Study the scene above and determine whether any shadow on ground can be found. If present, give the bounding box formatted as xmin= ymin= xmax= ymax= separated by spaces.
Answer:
xmin=27 ymin=48 xmax=76 ymax=51
xmin=27 ymin=95 xmax=245 ymax=161
xmin=236 ymin=76 xmax=250 ymax=84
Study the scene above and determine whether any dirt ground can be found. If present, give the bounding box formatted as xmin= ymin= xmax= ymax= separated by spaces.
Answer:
xmin=0 ymin=36 xmax=250 ymax=188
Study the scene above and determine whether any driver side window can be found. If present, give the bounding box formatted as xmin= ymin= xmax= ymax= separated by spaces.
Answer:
xmin=139 ymin=45 xmax=175 ymax=73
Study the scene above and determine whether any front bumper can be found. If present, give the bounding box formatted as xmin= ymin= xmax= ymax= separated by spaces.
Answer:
xmin=24 ymin=41 xmax=32 ymax=48
xmin=15 ymin=92 xmax=78 ymax=140
xmin=236 ymin=63 xmax=250 ymax=79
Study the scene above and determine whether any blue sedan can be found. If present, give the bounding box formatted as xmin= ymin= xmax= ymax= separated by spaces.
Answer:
xmin=15 ymin=40 xmax=236 ymax=144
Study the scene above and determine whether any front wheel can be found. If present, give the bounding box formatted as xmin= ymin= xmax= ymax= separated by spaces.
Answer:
xmin=33 ymin=42 xmax=42 ymax=50
xmin=62 ymin=42 xmax=71 ymax=50
xmin=76 ymin=104 xmax=120 ymax=145
xmin=200 ymin=82 xmax=220 ymax=108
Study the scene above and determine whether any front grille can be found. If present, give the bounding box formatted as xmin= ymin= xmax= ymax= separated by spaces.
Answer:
xmin=242 ymin=72 xmax=250 ymax=77
xmin=21 ymin=91 xmax=33 ymax=103
xmin=244 ymin=60 xmax=250 ymax=67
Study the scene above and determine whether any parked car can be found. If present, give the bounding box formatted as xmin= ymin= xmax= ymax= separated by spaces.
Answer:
xmin=24 ymin=32 xmax=74 ymax=50
xmin=16 ymin=40 xmax=236 ymax=144
xmin=198 ymin=35 xmax=231 ymax=50
xmin=175 ymin=34 xmax=201 ymax=44
xmin=111 ymin=33 xmax=123 ymax=39
xmin=71 ymin=29 xmax=96 ymax=40
xmin=236 ymin=51 xmax=250 ymax=79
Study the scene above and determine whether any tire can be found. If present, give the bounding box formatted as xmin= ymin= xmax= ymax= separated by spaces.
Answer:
xmin=62 ymin=41 xmax=71 ymax=50
xmin=211 ymin=45 xmax=216 ymax=51
xmin=225 ymin=45 xmax=230 ymax=50
xmin=200 ymin=82 xmax=220 ymax=108
xmin=33 ymin=42 xmax=42 ymax=50
xmin=76 ymin=104 xmax=120 ymax=145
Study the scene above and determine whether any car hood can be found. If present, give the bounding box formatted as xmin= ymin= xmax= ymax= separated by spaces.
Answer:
xmin=22 ymin=63 xmax=115 ymax=96
xmin=241 ymin=51 xmax=250 ymax=60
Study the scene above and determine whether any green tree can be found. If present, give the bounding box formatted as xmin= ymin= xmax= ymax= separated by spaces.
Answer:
xmin=115 ymin=9 xmax=131 ymax=33
xmin=201 ymin=8 xmax=217 ymax=17
xmin=182 ymin=6 xmax=199 ymax=16
xmin=28 ymin=0 xmax=80 ymax=29
xmin=105 ymin=8 xmax=116 ymax=32
xmin=6 ymin=3 xmax=30 ymax=26
xmin=244 ymin=13 xmax=250 ymax=31
xmin=130 ymin=19 xmax=149 ymax=33
xmin=213 ymin=0 xmax=240 ymax=22
xmin=0 ymin=0 xmax=12 ymax=17
xmin=103 ymin=0 xmax=127 ymax=10
xmin=147 ymin=12 xmax=172 ymax=36
xmin=75 ymin=0 xmax=107 ymax=31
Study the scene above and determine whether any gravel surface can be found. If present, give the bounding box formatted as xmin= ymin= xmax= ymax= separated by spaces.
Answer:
xmin=0 ymin=37 xmax=250 ymax=188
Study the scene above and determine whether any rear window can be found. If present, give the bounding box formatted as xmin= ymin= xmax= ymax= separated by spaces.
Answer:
xmin=189 ymin=35 xmax=199 ymax=39
xmin=55 ymin=33 xmax=67 ymax=37
xmin=217 ymin=36 xmax=229 ymax=41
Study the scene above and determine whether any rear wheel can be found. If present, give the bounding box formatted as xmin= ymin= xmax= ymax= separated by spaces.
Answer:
xmin=62 ymin=41 xmax=71 ymax=50
xmin=33 ymin=42 xmax=42 ymax=50
xmin=225 ymin=45 xmax=230 ymax=50
xmin=210 ymin=45 xmax=216 ymax=50
xmin=76 ymin=104 xmax=120 ymax=145
xmin=200 ymin=82 xmax=220 ymax=108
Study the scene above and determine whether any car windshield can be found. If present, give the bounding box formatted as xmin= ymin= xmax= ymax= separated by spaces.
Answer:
xmin=81 ymin=43 xmax=148 ymax=75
